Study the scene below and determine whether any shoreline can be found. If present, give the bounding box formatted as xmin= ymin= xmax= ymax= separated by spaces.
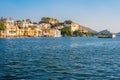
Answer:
xmin=0 ymin=36 xmax=63 ymax=39
xmin=0 ymin=36 xmax=95 ymax=39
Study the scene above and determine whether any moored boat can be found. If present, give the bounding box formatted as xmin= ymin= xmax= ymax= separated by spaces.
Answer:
xmin=97 ymin=34 xmax=116 ymax=38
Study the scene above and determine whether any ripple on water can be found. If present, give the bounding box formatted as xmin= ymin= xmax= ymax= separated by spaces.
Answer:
xmin=1 ymin=37 xmax=120 ymax=79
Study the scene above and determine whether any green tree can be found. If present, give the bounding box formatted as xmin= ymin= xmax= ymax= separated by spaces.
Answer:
xmin=0 ymin=21 xmax=5 ymax=31
xmin=16 ymin=20 xmax=21 ymax=22
xmin=61 ymin=27 xmax=71 ymax=36
xmin=0 ymin=21 xmax=6 ymax=36
xmin=26 ymin=19 xmax=31 ymax=23
xmin=64 ymin=20 xmax=72 ymax=24
xmin=73 ymin=30 xmax=93 ymax=37
xmin=40 ymin=17 xmax=50 ymax=23
xmin=86 ymin=32 xmax=93 ymax=36
xmin=73 ymin=30 xmax=83 ymax=37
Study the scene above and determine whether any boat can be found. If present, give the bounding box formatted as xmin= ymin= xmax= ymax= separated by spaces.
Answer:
xmin=97 ymin=34 xmax=116 ymax=38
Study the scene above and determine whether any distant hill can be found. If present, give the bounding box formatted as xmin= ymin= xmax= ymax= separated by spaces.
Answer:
xmin=98 ymin=30 xmax=111 ymax=34
xmin=82 ymin=26 xmax=98 ymax=33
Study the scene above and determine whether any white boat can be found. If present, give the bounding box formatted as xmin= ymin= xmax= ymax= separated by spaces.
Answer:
xmin=98 ymin=34 xmax=116 ymax=38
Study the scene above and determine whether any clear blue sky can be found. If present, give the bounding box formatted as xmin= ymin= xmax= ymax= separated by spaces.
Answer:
xmin=0 ymin=0 xmax=120 ymax=33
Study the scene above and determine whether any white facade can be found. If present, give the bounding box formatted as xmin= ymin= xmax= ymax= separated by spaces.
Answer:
xmin=54 ymin=30 xmax=61 ymax=37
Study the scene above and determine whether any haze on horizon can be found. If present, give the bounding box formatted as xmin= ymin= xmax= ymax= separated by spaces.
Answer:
xmin=0 ymin=0 xmax=120 ymax=33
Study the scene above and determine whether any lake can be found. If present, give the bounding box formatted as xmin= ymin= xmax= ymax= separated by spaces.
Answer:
xmin=0 ymin=37 xmax=120 ymax=80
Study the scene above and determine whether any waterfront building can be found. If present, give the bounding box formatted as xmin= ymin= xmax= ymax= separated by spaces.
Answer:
xmin=44 ymin=29 xmax=61 ymax=37
xmin=4 ymin=24 xmax=18 ymax=37
xmin=35 ymin=28 xmax=42 ymax=37
xmin=0 ymin=17 xmax=92 ymax=38
xmin=17 ymin=20 xmax=33 ymax=28
xmin=5 ymin=17 xmax=14 ymax=26
xmin=39 ymin=23 xmax=51 ymax=30
xmin=64 ymin=22 xmax=79 ymax=31
xmin=0 ymin=17 xmax=17 ymax=37
xmin=0 ymin=17 xmax=14 ymax=26
xmin=54 ymin=29 xmax=61 ymax=37
xmin=64 ymin=21 xmax=88 ymax=33
xmin=71 ymin=23 xmax=80 ymax=32
xmin=38 ymin=23 xmax=52 ymax=37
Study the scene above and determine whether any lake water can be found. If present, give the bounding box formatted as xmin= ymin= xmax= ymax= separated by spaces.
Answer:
xmin=0 ymin=37 xmax=120 ymax=80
